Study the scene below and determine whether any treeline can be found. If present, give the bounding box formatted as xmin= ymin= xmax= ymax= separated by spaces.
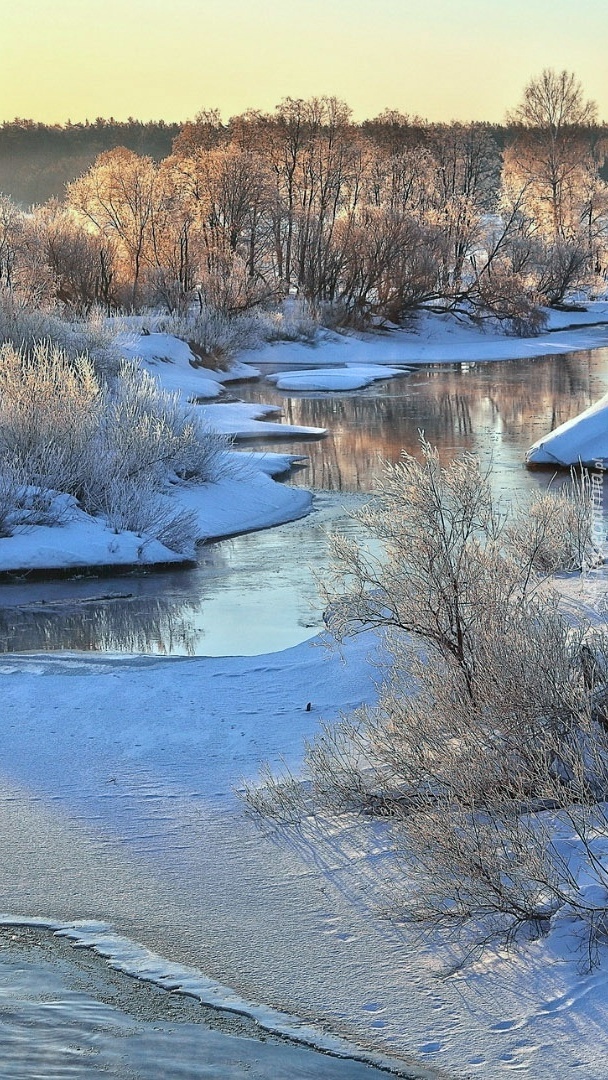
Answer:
xmin=0 ymin=119 xmax=180 ymax=206
xmin=1 ymin=71 xmax=608 ymax=333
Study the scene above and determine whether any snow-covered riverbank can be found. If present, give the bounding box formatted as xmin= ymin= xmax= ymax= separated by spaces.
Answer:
xmin=0 ymin=924 xmax=406 ymax=1080
xmin=3 ymin=627 xmax=608 ymax=1078
xmin=236 ymin=301 xmax=608 ymax=374
xmin=3 ymin=304 xmax=608 ymax=579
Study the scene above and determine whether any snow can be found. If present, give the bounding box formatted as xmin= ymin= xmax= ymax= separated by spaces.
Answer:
xmin=0 ymin=928 xmax=396 ymax=1080
xmin=199 ymin=401 xmax=326 ymax=439
xmin=0 ymin=469 xmax=312 ymax=575
xmin=174 ymin=468 xmax=312 ymax=541
xmin=7 ymin=308 xmax=604 ymax=577
xmin=527 ymin=392 xmax=608 ymax=467
xmin=4 ymin=310 xmax=608 ymax=1074
xmin=0 ymin=336 xmax=318 ymax=574
xmin=266 ymin=364 xmax=411 ymax=392
xmin=119 ymin=331 xmax=259 ymax=400
xmin=1 ymin=634 xmax=608 ymax=1077
xmin=240 ymin=302 xmax=608 ymax=369
xmin=0 ymin=493 xmax=188 ymax=574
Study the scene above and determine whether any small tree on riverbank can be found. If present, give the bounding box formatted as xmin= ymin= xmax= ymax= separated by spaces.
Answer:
xmin=244 ymin=442 xmax=608 ymax=958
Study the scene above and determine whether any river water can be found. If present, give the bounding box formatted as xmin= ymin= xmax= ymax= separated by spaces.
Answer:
xmin=2 ymin=348 xmax=608 ymax=656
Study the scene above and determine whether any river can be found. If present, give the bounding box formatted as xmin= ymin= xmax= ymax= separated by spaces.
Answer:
xmin=1 ymin=348 xmax=607 ymax=656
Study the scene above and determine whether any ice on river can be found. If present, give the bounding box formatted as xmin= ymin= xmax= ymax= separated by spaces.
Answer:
xmin=526 ymin=390 xmax=608 ymax=467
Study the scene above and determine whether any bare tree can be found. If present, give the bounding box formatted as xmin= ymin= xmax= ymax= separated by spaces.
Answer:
xmin=504 ymin=70 xmax=602 ymax=246
xmin=244 ymin=442 xmax=608 ymax=959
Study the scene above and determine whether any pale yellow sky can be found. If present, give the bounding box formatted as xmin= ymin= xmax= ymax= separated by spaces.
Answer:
xmin=2 ymin=0 xmax=607 ymax=124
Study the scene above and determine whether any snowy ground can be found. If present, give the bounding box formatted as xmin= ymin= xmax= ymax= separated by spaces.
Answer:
xmin=0 ymin=465 xmax=313 ymax=576
xmin=0 ymin=926 xmax=394 ymax=1080
xmin=2 ymin=632 xmax=608 ymax=1078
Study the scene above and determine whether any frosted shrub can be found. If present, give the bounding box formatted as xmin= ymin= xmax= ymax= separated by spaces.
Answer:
xmin=0 ymin=342 xmax=101 ymax=497
xmin=257 ymin=300 xmax=320 ymax=343
xmin=92 ymin=364 xmax=230 ymax=494
xmin=157 ymin=300 xmax=320 ymax=367
xmin=157 ymin=306 xmax=262 ymax=367
xmin=245 ymin=441 xmax=608 ymax=959
xmin=97 ymin=477 xmax=198 ymax=557
xmin=0 ymin=342 xmax=229 ymax=551
xmin=0 ymin=294 xmax=122 ymax=378
xmin=0 ymin=466 xmax=73 ymax=539
xmin=507 ymin=471 xmax=597 ymax=573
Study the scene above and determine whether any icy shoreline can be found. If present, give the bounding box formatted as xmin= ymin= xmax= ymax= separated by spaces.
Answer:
xmin=0 ymin=918 xmax=436 ymax=1080
xmin=2 ymin=305 xmax=608 ymax=580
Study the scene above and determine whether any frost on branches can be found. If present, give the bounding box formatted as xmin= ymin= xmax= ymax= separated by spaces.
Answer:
xmin=245 ymin=440 xmax=608 ymax=962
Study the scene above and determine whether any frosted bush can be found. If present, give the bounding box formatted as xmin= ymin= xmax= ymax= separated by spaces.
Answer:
xmin=255 ymin=300 xmax=319 ymax=343
xmin=0 ymin=293 xmax=122 ymax=378
xmin=96 ymin=477 xmax=198 ymax=556
xmin=157 ymin=299 xmax=320 ymax=366
xmin=0 ymin=342 xmax=101 ymax=497
xmin=157 ymin=306 xmax=262 ymax=367
xmin=0 ymin=469 xmax=71 ymax=538
xmin=507 ymin=471 xmax=598 ymax=574
xmin=0 ymin=341 xmax=229 ymax=547
xmin=245 ymin=441 xmax=608 ymax=960
xmin=94 ymin=364 xmax=231 ymax=490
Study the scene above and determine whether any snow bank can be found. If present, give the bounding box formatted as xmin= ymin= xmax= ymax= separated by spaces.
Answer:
xmin=526 ymin=392 xmax=608 ymax=467
xmin=199 ymin=401 xmax=326 ymax=439
xmin=240 ymin=303 xmax=608 ymax=369
xmin=0 ymin=469 xmax=312 ymax=576
xmin=267 ymin=364 xmax=410 ymax=392
xmin=174 ymin=468 xmax=312 ymax=541
xmin=119 ymin=332 xmax=259 ymax=400
xmin=0 ymin=336 xmax=318 ymax=575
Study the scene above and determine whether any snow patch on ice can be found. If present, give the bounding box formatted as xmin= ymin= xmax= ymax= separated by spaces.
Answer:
xmin=527 ymin=392 xmax=608 ymax=467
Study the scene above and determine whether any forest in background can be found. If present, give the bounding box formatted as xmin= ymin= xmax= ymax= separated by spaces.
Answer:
xmin=1 ymin=72 xmax=608 ymax=335
xmin=0 ymin=119 xmax=180 ymax=207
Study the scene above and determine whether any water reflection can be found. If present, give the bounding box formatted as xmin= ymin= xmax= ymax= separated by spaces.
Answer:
xmin=0 ymin=498 xmax=365 ymax=655
xmin=238 ymin=350 xmax=608 ymax=495
xmin=0 ymin=590 xmax=202 ymax=656
xmin=3 ymin=349 xmax=608 ymax=656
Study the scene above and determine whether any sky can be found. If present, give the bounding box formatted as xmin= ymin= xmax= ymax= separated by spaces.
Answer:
xmin=1 ymin=0 xmax=607 ymax=125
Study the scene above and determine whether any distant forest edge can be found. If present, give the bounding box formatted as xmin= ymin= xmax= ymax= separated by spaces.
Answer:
xmin=2 ymin=74 xmax=608 ymax=333
xmin=0 ymin=119 xmax=180 ymax=206
xmin=2 ymin=113 xmax=607 ymax=209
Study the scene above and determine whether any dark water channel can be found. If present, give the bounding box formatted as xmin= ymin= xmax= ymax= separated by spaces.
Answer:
xmin=3 ymin=348 xmax=608 ymax=657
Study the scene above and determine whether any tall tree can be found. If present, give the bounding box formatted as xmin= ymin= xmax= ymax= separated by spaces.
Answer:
xmin=67 ymin=148 xmax=162 ymax=307
xmin=504 ymin=70 xmax=600 ymax=242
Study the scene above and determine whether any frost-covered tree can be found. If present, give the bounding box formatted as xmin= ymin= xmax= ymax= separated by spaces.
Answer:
xmin=504 ymin=70 xmax=603 ymax=248
xmin=245 ymin=442 xmax=608 ymax=958
xmin=67 ymin=148 xmax=163 ymax=307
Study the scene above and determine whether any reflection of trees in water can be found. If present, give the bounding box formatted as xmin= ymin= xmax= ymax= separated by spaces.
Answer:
xmin=238 ymin=351 xmax=608 ymax=491
xmin=0 ymin=594 xmax=203 ymax=655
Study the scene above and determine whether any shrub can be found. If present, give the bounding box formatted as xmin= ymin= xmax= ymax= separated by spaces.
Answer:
xmin=244 ymin=441 xmax=608 ymax=960
xmin=0 ymin=341 xmax=229 ymax=553
xmin=0 ymin=342 xmax=101 ymax=496
xmin=0 ymin=292 xmax=122 ymax=378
